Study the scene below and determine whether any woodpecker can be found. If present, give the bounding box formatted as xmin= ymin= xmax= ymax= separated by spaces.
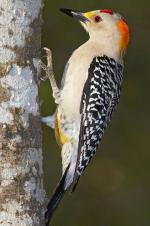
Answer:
xmin=43 ymin=8 xmax=130 ymax=225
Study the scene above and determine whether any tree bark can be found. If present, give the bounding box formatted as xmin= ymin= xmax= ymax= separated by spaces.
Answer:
xmin=0 ymin=0 xmax=46 ymax=225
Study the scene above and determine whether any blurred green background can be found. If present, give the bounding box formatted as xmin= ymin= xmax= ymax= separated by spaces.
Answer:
xmin=41 ymin=1 xmax=150 ymax=226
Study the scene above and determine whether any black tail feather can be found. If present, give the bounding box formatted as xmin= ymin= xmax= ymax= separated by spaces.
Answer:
xmin=45 ymin=164 xmax=70 ymax=226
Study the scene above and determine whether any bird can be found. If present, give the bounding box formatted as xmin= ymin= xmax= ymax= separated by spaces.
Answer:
xmin=43 ymin=8 xmax=130 ymax=225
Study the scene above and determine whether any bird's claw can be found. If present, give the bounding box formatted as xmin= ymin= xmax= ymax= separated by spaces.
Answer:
xmin=43 ymin=47 xmax=52 ymax=54
xmin=43 ymin=47 xmax=53 ymax=66
xmin=38 ymin=60 xmax=49 ymax=81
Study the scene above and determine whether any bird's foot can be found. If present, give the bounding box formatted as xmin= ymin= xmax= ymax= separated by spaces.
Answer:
xmin=39 ymin=47 xmax=61 ymax=104
xmin=39 ymin=47 xmax=53 ymax=81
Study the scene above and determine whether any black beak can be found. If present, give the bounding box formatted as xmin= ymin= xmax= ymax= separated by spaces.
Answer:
xmin=60 ymin=8 xmax=89 ymax=23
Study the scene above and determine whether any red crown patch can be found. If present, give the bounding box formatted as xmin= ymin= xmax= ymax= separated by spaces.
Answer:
xmin=100 ymin=9 xmax=114 ymax=15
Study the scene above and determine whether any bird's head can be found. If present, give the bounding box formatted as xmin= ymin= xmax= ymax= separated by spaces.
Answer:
xmin=60 ymin=8 xmax=130 ymax=56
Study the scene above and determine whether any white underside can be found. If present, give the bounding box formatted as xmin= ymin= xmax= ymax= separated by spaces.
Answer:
xmin=61 ymin=139 xmax=78 ymax=190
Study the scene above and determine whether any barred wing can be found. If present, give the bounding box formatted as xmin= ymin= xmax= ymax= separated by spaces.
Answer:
xmin=72 ymin=55 xmax=123 ymax=191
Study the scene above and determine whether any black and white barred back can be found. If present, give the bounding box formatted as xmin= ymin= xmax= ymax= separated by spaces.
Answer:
xmin=72 ymin=55 xmax=123 ymax=190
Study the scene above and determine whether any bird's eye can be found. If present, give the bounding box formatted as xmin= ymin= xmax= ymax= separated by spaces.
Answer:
xmin=94 ymin=16 xmax=101 ymax=23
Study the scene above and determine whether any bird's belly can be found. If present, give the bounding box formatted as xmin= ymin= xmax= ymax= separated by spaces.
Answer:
xmin=60 ymin=64 xmax=89 ymax=120
xmin=60 ymin=41 xmax=101 ymax=121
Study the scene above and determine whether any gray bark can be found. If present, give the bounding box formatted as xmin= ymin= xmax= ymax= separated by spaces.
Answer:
xmin=0 ymin=0 xmax=46 ymax=225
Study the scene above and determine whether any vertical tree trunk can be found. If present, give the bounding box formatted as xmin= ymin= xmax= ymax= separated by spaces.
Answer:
xmin=0 ymin=0 xmax=46 ymax=225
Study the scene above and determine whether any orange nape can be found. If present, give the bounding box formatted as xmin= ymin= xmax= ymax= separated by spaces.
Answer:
xmin=117 ymin=19 xmax=130 ymax=55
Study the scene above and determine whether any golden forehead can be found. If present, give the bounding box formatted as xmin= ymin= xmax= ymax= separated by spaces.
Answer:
xmin=84 ymin=11 xmax=94 ymax=19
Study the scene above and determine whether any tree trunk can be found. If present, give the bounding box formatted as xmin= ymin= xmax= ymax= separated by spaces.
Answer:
xmin=0 ymin=0 xmax=46 ymax=225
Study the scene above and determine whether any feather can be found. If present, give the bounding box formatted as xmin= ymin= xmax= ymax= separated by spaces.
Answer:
xmin=45 ymin=164 xmax=70 ymax=225
xmin=72 ymin=56 xmax=123 ymax=190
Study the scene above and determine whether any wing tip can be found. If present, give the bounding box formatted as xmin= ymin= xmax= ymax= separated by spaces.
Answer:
xmin=71 ymin=176 xmax=80 ymax=193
